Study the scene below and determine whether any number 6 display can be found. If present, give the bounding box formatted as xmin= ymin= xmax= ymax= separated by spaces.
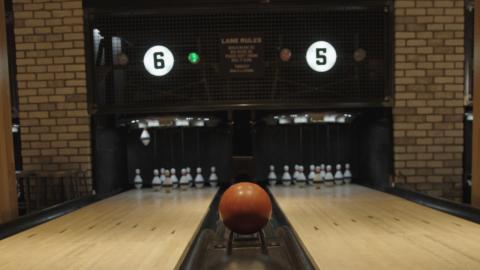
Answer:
xmin=306 ymin=41 xmax=337 ymax=73
xmin=143 ymin=45 xmax=174 ymax=77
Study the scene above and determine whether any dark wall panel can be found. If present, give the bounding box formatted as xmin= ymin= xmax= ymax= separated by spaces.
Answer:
xmin=93 ymin=116 xmax=129 ymax=194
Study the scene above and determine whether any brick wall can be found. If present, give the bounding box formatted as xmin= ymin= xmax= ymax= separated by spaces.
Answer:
xmin=12 ymin=0 xmax=91 ymax=187
xmin=394 ymin=0 xmax=465 ymax=201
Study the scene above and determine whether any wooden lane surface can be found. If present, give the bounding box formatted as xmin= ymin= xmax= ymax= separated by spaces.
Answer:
xmin=0 ymin=188 xmax=217 ymax=270
xmin=271 ymin=184 xmax=480 ymax=270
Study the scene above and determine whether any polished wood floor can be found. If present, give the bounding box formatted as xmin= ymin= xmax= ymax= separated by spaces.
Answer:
xmin=0 ymin=188 xmax=217 ymax=270
xmin=270 ymin=184 xmax=480 ymax=270
xmin=2 ymin=184 xmax=480 ymax=270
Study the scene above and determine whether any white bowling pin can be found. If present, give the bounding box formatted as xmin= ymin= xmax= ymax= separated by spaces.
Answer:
xmin=268 ymin=165 xmax=277 ymax=186
xmin=334 ymin=164 xmax=344 ymax=185
xmin=152 ymin=169 xmax=162 ymax=191
xmin=186 ymin=167 xmax=193 ymax=185
xmin=134 ymin=169 xmax=143 ymax=189
xmin=313 ymin=166 xmax=322 ymax=189
xmin=308 ymin=164 xmax=315 ymax=184
xmin=293 ymin=164 xmax=299 ymax=181
xmin=160 ymin=168 xmax=166 ymax=183
xmin=209 ymin=166 xmax=218 ymax=187
xmin=140 ymin=129 xmax=150 ymax=146
xmin=163 ymin=170 xmax=172 ymax=193
xmin=281 ymin=165 xmax=292 ymax=186
xmin=171 ymin=168 xmax=179 ymax=188
xmin=324 ymin=165 xmax=334 ymax=186
xmin=344 ymin=163 xmax=352 ymax=184
xmin=179 ymin=168 xmax=189 ymax=190
xmin=195 ymin=167 xmax=205 ymax=188
xmin=319 ymin=164 xmax=326 ymax=182
xmin=296 ymin=166 xmax=307 ymax=188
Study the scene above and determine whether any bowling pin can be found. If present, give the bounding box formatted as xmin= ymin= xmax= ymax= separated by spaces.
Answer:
xmin=186 ymin=167 xmax=193 ymax=186
xmin=160 ymin=168 xmax=166 ymax=183
xmin=296 ymin=166 xmax=307 ymax=188
xmin=163 ymin=169 xmax=172 ymax=193
xmin=319 ymin=164 xmax=326 ymax=182
xmin=140 ymin=128 xmax=150 ymax=146
xmin=324 ymin=165 xmax=334 ymax=186
xmin=313 ymin=166 xmax=322 ymax=189
xmin=268 ymin=165 xmax=277 ymax=186
xmin=281 ymin=165 xmax=292 ymax=186
xmin=308 ymin=164 xmax=315 ymax=185
xmin=344 ymin=163 xmax=352 ymax=184
xmin=171 ymin=168 xmax=179 ymax=188
xmin=179 ymin=168 xmax=189 ymax=190
xmin=293 ymin=165 xmax=299 ymax=181
xmin=195 ymin=167 xmax=205 ymax=188
xmin=209 ymin=166 xmax=218 ymax=187
xmin=152 ymin=169 xmax=162 ymax=191
xmin=134 ymin=169 xmax=143 ymax=189
xmin=334 ymin=164 xmax=344 ymax=185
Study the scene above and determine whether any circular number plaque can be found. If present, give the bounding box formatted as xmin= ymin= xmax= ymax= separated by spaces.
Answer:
xmin=306 ymin=41 xmax=337 ymax=73
xmin=143 ymin=45 xmax=174 ymax=77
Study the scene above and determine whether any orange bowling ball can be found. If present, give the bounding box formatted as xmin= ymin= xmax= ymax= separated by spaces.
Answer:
xmin=219 ymin=182 xmax=272 ymax=234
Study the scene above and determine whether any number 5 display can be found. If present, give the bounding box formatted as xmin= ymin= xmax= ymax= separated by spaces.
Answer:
xmin=143 ymin=45 xmax=174 ymax=77
xmin=306 ymin=41 xmax=337 ymax=72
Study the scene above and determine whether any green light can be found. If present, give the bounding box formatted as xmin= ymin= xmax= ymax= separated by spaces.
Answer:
xmin=188 ymin=52 xmax=200 ymax=64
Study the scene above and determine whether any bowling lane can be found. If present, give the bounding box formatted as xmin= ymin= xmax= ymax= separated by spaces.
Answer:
xmin=270 ymin=184 xmax=480 ymax=270
xmin=0 ymin=188 xmax=217 ymax=270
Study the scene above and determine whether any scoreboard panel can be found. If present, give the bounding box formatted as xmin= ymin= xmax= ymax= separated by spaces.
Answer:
xmin=88 ymin=4 xmax=392 ymax=112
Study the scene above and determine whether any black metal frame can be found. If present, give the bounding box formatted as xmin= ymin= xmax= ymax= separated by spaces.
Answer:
xmin=226 ymin=229 xmax=269 ymax=255
xmin=465 ymin=0 xmax=474 ymax=106
xmin=93 ymin=101 xmax=392 ymax=115
xmin=385 ymin=0 xmax=394 ymax=102
xmin=84 ymin=0 xmax=96 ymax=117
xmin=85 ymin=0 xmax=392 ymax=11
xmin=4 ymin=0 xmax=23 ymax=171
xmin=464 ymin=108 xmax=473 ymax=203
xmin=464 ymin=0 xmax=474 ymax=203
xmin=89 ymin=115 xmax=98 ymax=194
xmin=84 ymin=0 xmax=394 ymax=115
xmin=385 ymin=0 xmax=395 ymax=189
xmin=4 ymin=0 xmax=18 ymax=118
